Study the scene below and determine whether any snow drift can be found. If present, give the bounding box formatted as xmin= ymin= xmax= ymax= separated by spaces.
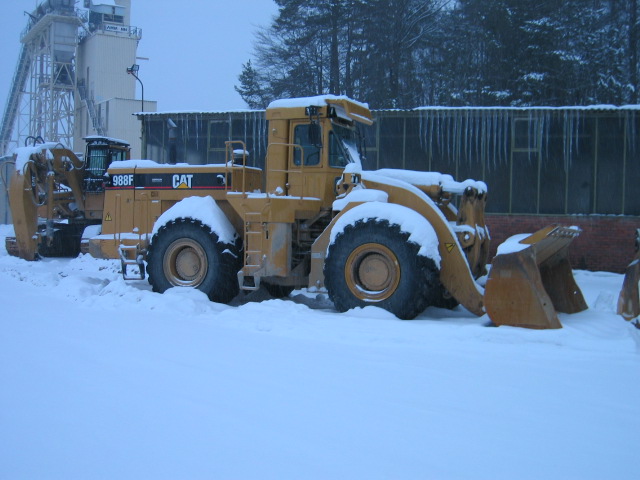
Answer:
xmin=0 ymin=224 xmax=639 ymax=479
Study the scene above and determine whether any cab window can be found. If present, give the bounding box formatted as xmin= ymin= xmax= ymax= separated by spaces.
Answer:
xmin=87 ymin=147 xmax=109 ymax=176
xmin=293 ymin=124 xmax=321 ymax=166
xmin=329 ymin=132 xmax=349 ymax=167
xmin=111 ymin=148 xmax=127 ymax=163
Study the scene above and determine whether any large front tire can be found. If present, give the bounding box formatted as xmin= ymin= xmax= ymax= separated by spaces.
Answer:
xmin=324 ymin=219 xmax=439 ymax=320
xmin=147 ymin=218 xmax=239 ymax=303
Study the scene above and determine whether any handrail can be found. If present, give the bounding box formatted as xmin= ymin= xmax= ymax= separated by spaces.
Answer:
xmin=77 ymin=81 xmax=105 ymax=136
xmin=224 ymin=140 xmax=249 ymax=194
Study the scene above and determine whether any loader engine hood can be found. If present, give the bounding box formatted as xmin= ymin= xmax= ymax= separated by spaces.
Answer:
xmin=370 ymin=168 xmax=487 ymax=195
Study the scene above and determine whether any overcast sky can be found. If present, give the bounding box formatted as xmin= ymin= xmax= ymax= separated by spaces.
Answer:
xmin=0 ymin=0 xmax=278 ymax=115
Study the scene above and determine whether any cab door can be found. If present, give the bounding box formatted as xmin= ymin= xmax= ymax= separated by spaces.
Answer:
xmin=287 ymin=121 xmax=324 ymax=199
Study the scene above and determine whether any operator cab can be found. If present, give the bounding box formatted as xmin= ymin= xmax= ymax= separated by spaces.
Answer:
xmin=83 ymin=136 xmax=131 ymax=192
xmin=264 ymin=96 xmax=373 ymax=205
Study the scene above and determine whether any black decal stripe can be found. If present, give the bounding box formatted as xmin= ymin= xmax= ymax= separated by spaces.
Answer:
xmin=109 ymin=172 xmax=232 ymax=189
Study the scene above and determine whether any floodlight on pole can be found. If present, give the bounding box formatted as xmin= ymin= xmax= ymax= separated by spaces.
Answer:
xmin=126 ymin=64 xmax=144 ymax=112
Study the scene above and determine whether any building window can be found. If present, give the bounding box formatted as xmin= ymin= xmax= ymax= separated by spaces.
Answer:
xmin=207 ymin=121 xmax=229 ymax=163
xmin=513 ymin=117 xmax=539 ymax=151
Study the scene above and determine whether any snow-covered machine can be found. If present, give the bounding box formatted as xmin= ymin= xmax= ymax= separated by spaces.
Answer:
xmin=6 ymin=96 xmax=587 ymax=328
xmin=5 ymin=136 xmax=130 ymax=260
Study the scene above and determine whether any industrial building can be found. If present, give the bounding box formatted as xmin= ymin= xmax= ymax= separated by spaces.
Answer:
xmin=74 ymin=0 xmax=155 ymax=152
xmin=0 ymin=0 xmax=155 ymax=158
xmin=0 ymin=0 xmax=155 ymax=225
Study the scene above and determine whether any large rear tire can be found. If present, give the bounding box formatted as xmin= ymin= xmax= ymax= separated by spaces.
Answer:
xmin=324 ymin=219 xmax=439 ymax=320
xmin=147 ymin=218 xmax=239 ymax=303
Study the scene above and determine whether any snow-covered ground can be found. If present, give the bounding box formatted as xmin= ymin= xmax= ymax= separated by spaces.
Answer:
xmin=1 ymin=223 xmax=639 ymax=480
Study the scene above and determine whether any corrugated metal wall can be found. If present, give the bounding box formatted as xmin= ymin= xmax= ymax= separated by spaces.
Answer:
xmin=139 ymin=107 xmax=640 ymax=216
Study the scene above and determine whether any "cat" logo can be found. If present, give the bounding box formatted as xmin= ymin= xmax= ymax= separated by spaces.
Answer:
xmin=172 ymin=174 xmax=193 ymax=189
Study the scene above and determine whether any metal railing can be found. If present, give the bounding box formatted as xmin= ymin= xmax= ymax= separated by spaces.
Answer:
xmin=78 ymin=24 xmax=142 ymax=43
xmin=224 ymin=141 xmax=248 ymax=193
xmin=77 ymin=81 xmax=105 ymax=136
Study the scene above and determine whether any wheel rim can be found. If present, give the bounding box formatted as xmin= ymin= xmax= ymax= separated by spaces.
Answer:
xmin=163 ymin=238 xmax=208 ymax=287
xmin=345 ymin=243 xmax=400 ymax=302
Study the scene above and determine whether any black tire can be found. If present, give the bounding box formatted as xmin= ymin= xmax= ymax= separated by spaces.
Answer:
xmin=147 ymin=218 xmax=239 ymax=304
xmin=432 ymin=286 xmax=459 ymax=310
xmin=262 ymin=282 xmax=294 ymax=298
xmin=324 ymin=219 xmax=439 ymax=320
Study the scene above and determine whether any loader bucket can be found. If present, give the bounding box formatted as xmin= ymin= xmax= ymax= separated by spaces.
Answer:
xmin=617 ymin=230 xmax=640 ymax=321
xmin=484 ymin=225 xmax=588 ymax=329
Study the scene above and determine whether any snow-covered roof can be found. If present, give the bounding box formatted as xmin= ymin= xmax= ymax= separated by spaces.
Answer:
xmin=410 ymin=104 xmax=640 ymax=112
xmin=135 ymin=109 xmax=259 ymax=117
xmin=136 ymin=104 xmax=640 ymax=118
xmin=84 ymin=135 xmax=130 ymax=146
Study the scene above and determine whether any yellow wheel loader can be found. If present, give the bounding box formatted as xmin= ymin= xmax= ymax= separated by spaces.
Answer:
xmin=6 ymin=96 xmax=587 ymax=328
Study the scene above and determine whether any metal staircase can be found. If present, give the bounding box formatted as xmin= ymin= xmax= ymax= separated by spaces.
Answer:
xmin=77 ymin=80 xmax=105 ymax=136
xmin=0 ymin=43 xmax=30 ymax=155
xmin=1 ymin=1 xmax=81 ymax=155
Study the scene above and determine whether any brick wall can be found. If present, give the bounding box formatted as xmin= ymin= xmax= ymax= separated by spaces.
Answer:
xmin=486 ymin=215 xmax=640 ymax=273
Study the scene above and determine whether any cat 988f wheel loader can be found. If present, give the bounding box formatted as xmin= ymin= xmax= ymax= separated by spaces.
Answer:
xmin=5 ymin=96 xmax=587 ymax=328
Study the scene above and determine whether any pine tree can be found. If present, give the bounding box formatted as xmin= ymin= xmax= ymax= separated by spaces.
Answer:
xmin=237 ymin=0 xmax=638 ymax=108
xmin=235 ymin=60 xmax=270 ymax=109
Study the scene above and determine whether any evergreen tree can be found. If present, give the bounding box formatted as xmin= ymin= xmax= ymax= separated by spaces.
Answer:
xmin=236 ymin=0 xmax=640 ymax=108
xmin=235 ymin=60 xmax=270 ymax=109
